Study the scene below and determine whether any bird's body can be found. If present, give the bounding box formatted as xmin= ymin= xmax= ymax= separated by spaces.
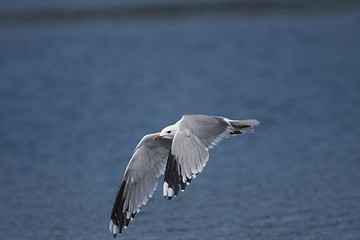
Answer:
xmin=109 ymin=114 xmax=259 ymax=237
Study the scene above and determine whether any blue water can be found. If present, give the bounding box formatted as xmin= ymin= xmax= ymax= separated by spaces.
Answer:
xmin=0 ymin=5 xmax=360 ymax=240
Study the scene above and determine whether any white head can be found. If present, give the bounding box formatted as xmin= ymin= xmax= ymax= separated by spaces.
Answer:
xmin=153 ymin=124 xmax=179 ymax=140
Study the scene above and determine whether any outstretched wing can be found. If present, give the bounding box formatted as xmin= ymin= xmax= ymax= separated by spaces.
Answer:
xmin=163 ymin=115 xmax=233 ymax=198
xmin=110 ymin=133 xmax=172 ymax=237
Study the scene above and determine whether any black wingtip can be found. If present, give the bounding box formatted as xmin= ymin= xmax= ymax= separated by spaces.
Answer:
xmin=110 ymin=180 xmax=128 ymax=237
xmin=187 ymin=177 xmax=192 ymax=184
xmin=181 ymin=181 xmax=186 ymax=191
xmin=164 ymin=152 xmax=184 ymax=197
xmin=230 ymin=130 xmax=243 ymax=135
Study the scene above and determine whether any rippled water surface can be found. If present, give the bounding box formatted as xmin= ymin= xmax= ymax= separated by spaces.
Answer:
xmin=0 ymin=5 xmax=360 ymax=240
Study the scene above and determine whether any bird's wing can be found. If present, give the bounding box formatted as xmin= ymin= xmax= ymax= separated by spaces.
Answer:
xmin=110 ymin=133 xmax=172 ymax=237
xmin=163 ymin=115 xmax=233 ymax=198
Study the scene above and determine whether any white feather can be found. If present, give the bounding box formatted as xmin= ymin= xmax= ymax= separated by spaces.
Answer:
xmin=109 ymin=220 xmax=114 ymax=233
xmin=163 ymin=181 xmax=168 ymax=197
xmin=168 ymin=186 xmax=174 ymax=197
xmin=112 ymin=224 xmax=119 ymax=235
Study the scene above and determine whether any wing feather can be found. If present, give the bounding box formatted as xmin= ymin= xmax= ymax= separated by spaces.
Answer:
xmin=163 ymin=115 xmax=232 ymax=198
xmin=110 ymin=133 xmax=171 ymax=237
xmin=162 ymin=115 xmax=259 ymax=198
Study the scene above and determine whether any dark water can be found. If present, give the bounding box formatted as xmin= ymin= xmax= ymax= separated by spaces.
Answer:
xmin=0 ymin=6 xmax=360 ymax=240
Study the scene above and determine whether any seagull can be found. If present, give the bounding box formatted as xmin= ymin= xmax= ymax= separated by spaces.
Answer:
xmin=109 ymin=114 xmax=259 ymax=237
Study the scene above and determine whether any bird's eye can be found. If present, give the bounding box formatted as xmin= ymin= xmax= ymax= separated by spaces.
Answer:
xmin=167 ymin=131 xmax=171 ymax=134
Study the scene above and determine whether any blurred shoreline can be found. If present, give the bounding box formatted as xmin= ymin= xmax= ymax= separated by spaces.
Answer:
xmin=1 ymin=0 xmax=360 ymax=26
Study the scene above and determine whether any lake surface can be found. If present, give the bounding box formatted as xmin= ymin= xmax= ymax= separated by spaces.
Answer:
xmin=0 ymin=3 xmax=360 ymax=240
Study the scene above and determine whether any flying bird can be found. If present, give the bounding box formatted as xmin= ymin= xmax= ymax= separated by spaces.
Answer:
xmin=109 ymin=114 xmax=259 ymax=237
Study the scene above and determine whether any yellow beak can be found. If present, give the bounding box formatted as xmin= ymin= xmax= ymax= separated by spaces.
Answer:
xmin=153 ymin=135 xmax=163 ymax=140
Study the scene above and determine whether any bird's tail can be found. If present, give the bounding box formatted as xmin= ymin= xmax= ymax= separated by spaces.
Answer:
xmin=228 ymin=119 xmax=259 ymax=134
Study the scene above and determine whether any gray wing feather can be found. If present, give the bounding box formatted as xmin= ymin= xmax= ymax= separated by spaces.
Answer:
xmin=163 ymin=115 xmax=233 ymax=198
xmin=173 ymin=129 xmax=209 ymax=181
xmin=110 ymin=133 xmax=172 ymax=237
xmin=176 ymin=115 xmax=232 ymax=178
xmin=180 ymin=115 xmax=232 ymax=149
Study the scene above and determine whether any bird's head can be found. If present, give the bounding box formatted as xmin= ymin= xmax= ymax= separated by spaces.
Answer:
xmin=153 ymin=124 xmax=178 ymax=140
